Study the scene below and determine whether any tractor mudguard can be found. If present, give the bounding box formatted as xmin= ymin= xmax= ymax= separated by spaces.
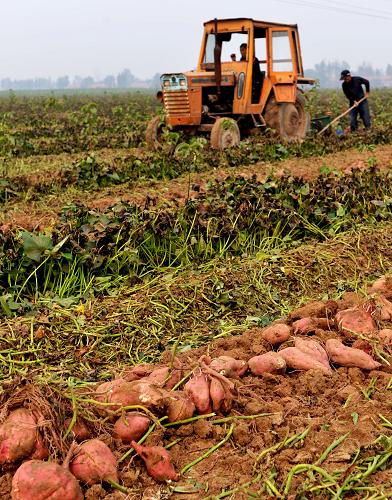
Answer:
xmin=273 ymin=84 xmax=297 ymax=103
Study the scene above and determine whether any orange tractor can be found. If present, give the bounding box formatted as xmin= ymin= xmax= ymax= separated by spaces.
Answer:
xmin=146 ymin=17 xmax=315 ymax=150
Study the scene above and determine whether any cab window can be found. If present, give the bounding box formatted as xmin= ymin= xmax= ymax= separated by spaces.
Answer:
xmin=272 ymin=31 xmax=293 ymax=72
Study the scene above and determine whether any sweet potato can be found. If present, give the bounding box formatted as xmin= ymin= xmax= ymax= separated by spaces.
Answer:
xmin=95 ymin=379 xmax=135 ymax=410
xmin=113 ymin=412 xmax=150 ymax=443
xmin=258 ymin=323 xmax=292 ymax=346
xmin=146 ymin=366 xmax=182 ymax=390
xmin=374 ymin=295 xmax=392 ymax=321
xmin=325 ymin=339 xmax=382 ymax=370
xmin=164 ymin=392 xmax=195 ymax=423
xmin=63 ymin=418 xmax=90 ymax=442
xmin=0 ymin=408 xmax=37 ymax=464
xmin=278 ymin=347 xmax=332 ymax=374
xmin=184 ymin=372 xmax=211 ymax=414
xmin=292 ymin=317 xmax=331 ymax=334
xmin=335 ymin=306 xmax=376 ymax=335
xmin=28 ymin=433 xmax=49 ymax=460
xmin=379 ymin=329 xmax=392 ymax=345
xmin=122 ymin=364 xmax=154 ymax=382
xmin=70 ymin=439 xmax=118 ymax=485
xmin=209 ymin=356 xmax=248 ymax=378
xmin=11 ymin=460 xmax=83 ymax=500
xmin=248 ymin=352 xmax=286 ymax=375
xmin=294 ymin=338 xmax=330 ymax=369
xmin=132 ymin=441 xmax=179 ymax=482
xmin=368 ymin=275 xmax=392 ymax=299
xmin=352 ymin=339 xmax=373 ymax=356
xmin=95 ymin=378 xmax=167 ymax=411
xmin=210 ymin=376 xmax=234 ymax=415
xmin=289 ymin=300 xmax=338 ymax=320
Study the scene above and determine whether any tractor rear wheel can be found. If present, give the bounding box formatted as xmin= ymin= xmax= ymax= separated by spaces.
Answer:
xmin=210 ymin=118 xmax=240 ymax=150
xmin=264 ymin=93 xmax=309 ymax=142
xmin=146 ymin=115 xmax=165 ymax=150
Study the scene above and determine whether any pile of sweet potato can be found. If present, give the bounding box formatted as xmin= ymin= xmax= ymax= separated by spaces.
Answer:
xmin=1 ymin=275 xmax=391 ymax=497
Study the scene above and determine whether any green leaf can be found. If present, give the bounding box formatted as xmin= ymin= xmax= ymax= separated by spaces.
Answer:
xmin=297 ymin=183 xmax=310 ymax=196
xmin=319 ymin=165 xmax=330 ymax=175
xmin=337 ymin=205 xmax=346 ymax=217
xmin=21 ymin=232 xmax=53 ymax=262
xmin=351 ymin=412 xmax=359 ymax=425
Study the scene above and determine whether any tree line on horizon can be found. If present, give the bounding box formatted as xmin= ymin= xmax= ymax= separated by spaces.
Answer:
xmin=1 ymin=61 xmax=392 ymax=91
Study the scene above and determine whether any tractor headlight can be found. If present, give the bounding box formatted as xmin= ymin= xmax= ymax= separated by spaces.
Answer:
xmin=160 ymin=74 xmax=188 ymax=90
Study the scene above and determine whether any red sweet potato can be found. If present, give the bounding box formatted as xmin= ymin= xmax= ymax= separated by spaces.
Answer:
xmin=293 ymin=317 xmax=331 ymax=334
xmin=0 ymin=408 xmax=37 ymax=464
xmin=278 ymin=347 xmax=332 ymax=374
xmin=11 ymin=460 xmax=83 ymax=500
xmin=289 ymin=300 xmax=338 ymax=320
xmin=122 ymin=364 xmax=154 ymax=382
xmin=294 ymin=338 xmax=330 ymax=369
xmin=374 ymin=295 xmax=392 ymax=321
xmin=164 ymin=392 xmax=195 ymax=423
xmin=335 ymin=306 xmax=376 ymax=335
xmin=132 ymin=441 xmax=179 ymax=482
xmin=368 ymin=275 xmax=392 ymax=299
xmin=70 ymin=439 xmax=118 ymax=485
xmin=95 ymin=379 xmax=134 ymax=410
xmin=63 ymin=418 xmax=90 ymax=442
xmin=95 ymin=378 xmax=167 ymax=411
xmin=248 ymin=352 xmax=286 ymax=375
xmin=28 ymin=433 xmax=49 ymax=460
xmin=113 ymin=412 xmax=150 ymax=443
xmin=379 ymin=329 xmax=392 ymax=345
xmin=146 ymin=366 xmax=182 ymax=390
xmin=209 ymin=356 xmax=248 ymax=378
xmin=130 ymin=380 xmax=168 ymax=408
xmin=259 ymin=323 xmax=292 ymax=346
xmin=352 ymin=339 xmax=373 ymax=356
xmin=208 ymin=377 xmax=226 ymax=415
xmin=184 ymin=372 xmax=211 ymax=414
xmin=325 ymin=339 xmax=382 ymax=370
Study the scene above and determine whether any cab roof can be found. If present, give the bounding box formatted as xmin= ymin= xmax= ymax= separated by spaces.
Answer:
xmin=204 ymin=18 xmax=297 ymax=29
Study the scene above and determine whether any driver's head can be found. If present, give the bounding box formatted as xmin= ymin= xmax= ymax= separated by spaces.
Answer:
xmin=240 ymin=43 xmax=247 ymax=59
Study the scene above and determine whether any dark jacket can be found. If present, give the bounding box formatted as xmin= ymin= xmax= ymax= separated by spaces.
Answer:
xmin=342 ymin=76 xmax=370 ymax=105
xmin=240 ymin=56 xmax=262 ymax=83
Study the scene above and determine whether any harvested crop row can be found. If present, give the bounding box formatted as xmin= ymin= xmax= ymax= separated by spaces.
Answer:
xmin=0 ymin=275 xmax=391 ymax=498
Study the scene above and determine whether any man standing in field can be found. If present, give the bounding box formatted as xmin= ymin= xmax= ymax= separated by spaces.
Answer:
xmin=340 ymin=69 xmax=371 ymax=132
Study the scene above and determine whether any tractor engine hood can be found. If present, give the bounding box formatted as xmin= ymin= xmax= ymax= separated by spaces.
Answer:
xmin=161 ymin=71 xmax=235 ymax=91
xmin=185 ymin=71 xmax=236 ymax=87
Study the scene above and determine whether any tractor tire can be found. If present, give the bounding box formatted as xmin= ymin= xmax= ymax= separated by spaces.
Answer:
xmin=264 ymin=93 xmax=310 ymax=142
xmin=210 ymin=118 xmax=240 ymax=150
xmin=145 ymin=115 xmax=165 ymax=151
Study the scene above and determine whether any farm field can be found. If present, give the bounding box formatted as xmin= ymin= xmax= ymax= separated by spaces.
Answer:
xmin=1 ymin=89 xmax=392 ymax=499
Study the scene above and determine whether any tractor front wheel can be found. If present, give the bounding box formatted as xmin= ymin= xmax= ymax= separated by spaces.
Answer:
xmin=264 ymin=93 xmax=309 ymax=142
xmin=210 ymin=118 xmax=240 ymax=150
xmin=145 ymin=115 xmax=165 ymax=150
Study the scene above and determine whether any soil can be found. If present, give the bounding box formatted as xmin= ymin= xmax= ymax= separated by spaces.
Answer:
xmin=2 ymin=143 xmax=392 ymax=231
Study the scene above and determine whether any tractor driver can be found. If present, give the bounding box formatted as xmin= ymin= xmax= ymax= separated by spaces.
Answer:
xmin=239 ymin=43 xmax=263 ymax=103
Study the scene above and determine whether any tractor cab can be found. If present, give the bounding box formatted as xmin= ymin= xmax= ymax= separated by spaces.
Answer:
xmin=146 ymin=18 xmax=314 ymax=150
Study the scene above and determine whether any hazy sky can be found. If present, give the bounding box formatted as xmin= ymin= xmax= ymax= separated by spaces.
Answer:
xmin=1 ymin=0 xmax=391 ymax=80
